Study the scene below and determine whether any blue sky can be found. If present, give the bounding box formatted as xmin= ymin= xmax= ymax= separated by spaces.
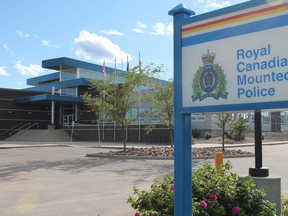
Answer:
xmin=0 ymin=0 xmax=246 ymax=89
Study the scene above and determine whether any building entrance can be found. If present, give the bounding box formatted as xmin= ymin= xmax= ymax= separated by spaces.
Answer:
xmin=62 ymin=104 xmax=77 ymax=125
xmin=63 ymin=114 xmax=74 ymax=125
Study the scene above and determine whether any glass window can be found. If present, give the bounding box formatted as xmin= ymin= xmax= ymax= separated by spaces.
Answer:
xmin=151 ymin=117 xmax=160 ymax=123
xmin=129 ymin=107 xmax=138 ymax=118
xmin=61 ymin=87 xmax=77 ymax=96
xmin=192 ymin=114 xmax=206 ymax=122
xmin=139 ymin=107 xmax=145 ymax=117
xmin=79 ymin=68 xmax=110 ymax=80
xmin=61 ymin=69 xmax=76 ymax=81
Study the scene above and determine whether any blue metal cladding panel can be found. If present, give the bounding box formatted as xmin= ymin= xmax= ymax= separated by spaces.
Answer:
xmin=26 ymin=78 xmax=91 ymax=92
xmin=42 ymin=57 xmax=122 ymax=75
xmin=27 ymin=72 xmax=59 ymax=86
xmin=16 ymin=94 xmax=83 ymax=105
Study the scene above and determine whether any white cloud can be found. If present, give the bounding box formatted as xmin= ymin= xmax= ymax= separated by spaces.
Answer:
xmin=74 ymin=30 xmax=131 ymax=63
xmin=0 ymin=66 xmax=9 ymax=76
xmin=17 ymin=30 xmax=30 ymax=38
xmin=100 ymin=30 xmax=124 ymax=36
xmin=132 ymin=28 xmax=145 ymax=33
xmin=3 ymin=43 xmax=9 ymax=50
xmin=14 ymin=61 xmax=44 ymax=77
xmin=2 ymin=43 xmax=14 ymax=55
xmin=205 ymin=0 xmax=231 ymax=11
xmin=136 ymin=21 xmax=147 ymax=29
xmin=151 ymin=22 xmax=173 ymax=35
xmin=132 ymin=21 xmax=147 ymax=34
xmin=42 ymin=40 xmax=50 ymax=46
xmin=42 ymin=40 xmax=59 ymax=48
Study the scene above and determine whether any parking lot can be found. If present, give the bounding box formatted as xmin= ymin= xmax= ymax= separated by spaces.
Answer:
xmin=0 ymin=143 xmax=287 ymax=215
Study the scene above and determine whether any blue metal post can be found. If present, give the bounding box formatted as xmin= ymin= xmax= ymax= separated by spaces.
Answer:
xmin=169 ymin=4 xmax=195 ymax=216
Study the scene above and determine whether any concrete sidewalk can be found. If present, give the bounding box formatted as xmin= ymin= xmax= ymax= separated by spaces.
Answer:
xmin=0 ymin=140 xmax=287 ymax=149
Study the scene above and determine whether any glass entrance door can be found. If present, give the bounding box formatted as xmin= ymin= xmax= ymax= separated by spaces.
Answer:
xmin=63 ymin=115 xmax=74 ymax=125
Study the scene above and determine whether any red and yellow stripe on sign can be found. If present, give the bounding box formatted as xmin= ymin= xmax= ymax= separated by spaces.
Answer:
xmin=182 ymin=2 xmax=288 ymax=36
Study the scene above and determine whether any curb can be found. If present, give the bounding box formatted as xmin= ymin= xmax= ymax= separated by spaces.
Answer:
xmin=85 ymin=153 xmax=255 ymax=160
xmin=0 ymin=144 xmax=72 ymax=149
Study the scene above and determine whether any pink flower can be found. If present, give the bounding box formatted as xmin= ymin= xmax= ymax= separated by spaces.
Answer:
xmin=200 ymin=200 xmax=208 ymax=208
xmin=134 ymin=211 xmax=140 ymax=216
xmin=170 ymin=183 xmax=174 ymax=191
xmin=209 ymin=194 xmax=218 ymax=201
xmin=232 ymin=206 xmax=241 ymax=215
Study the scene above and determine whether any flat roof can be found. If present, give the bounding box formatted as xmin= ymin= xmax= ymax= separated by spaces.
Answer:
xmin=27 ymin=72 xmax=59 ymax=86
xmin=26 ymin=78 xmax=91 ymax=92
xmin=42 ymin=57 xmax=118 ymax=74
xmin=15 ymin=94 xmax=83 ymax=105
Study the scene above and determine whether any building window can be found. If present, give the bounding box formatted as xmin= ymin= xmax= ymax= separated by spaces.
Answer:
xmin=192 ymin=114 xmax=206 ymax=121
xmin=151 ymin=108 xmax=160 ymax=123
xmin=128 ymin=107 xmax=138 ymax=118
xmin=61 ymin=69 xmax=76 ymax=81
xmin=61 ymin=87 xmax=77 ymax=96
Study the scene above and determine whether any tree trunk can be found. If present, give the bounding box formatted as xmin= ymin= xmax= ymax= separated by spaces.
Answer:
xmin=222 ymin=125 xmax=225 ymax=152
xmin=122 ymin=125 xmax=126 ymax=152
xmin=169 ymin=126 xmax=174 ymax=147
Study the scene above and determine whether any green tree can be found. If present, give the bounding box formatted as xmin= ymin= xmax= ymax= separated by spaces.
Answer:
xmin=230 ymin=113 xmax=250 ymax=141
xmin=82 ymin=66 xmax=148 ymax=152
xmin=146 ymin=79 xmax=174 ymax=146
xmin=215 ymin=113 xmax=232 ymax=152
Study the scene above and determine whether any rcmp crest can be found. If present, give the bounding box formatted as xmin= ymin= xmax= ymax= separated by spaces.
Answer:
xmin=192 ymin=50 xmax=228 ymax=101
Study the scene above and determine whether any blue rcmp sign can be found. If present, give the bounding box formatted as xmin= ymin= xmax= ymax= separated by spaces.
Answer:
xmin=181 ymin=0 xmax=288 ymax=113
xmin=169 ymin=0 xmax=288 ymax=215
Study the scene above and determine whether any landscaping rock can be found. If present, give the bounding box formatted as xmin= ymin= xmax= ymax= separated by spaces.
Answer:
xmin=87 ymin=146 xmax=253 ymax=159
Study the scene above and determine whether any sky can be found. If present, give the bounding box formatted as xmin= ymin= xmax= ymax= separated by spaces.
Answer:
xmin=0 ymin=0 xmax=247 ymax=89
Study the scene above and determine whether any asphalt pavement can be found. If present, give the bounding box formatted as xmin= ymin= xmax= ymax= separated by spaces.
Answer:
xmin=0 ymin=141 xmax=287 ymax=216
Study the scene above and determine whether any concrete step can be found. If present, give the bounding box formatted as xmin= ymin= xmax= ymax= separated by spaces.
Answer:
xmin=5 ymin=129 xmax=71 ymax=142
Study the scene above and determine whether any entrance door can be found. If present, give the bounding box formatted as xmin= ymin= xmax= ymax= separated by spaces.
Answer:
xmin=63 ymin=115 xmax=74 ymax=125
xmin=63 ymin=104 xmax=76 ymax=126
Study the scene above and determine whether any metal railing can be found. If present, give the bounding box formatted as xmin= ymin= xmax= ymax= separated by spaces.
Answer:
xmin=0 ymin=123 xmax=23 ymax=136
xmin=8 ymin=122 xmax=39 ymax=137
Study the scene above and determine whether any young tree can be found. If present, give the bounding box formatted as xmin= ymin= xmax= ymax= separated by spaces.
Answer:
xmin=215 ymin=113 xmax=232 ymax=152
xmin=82 ymin=66 xmax=148 ymax=152
xmin=146 ymin=79 xmax=174 ymax=146
xmin=230 ymin=113 xmax=250 ymax=141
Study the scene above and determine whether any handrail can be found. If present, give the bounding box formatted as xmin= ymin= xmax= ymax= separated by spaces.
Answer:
xmin=64 ymin=125 xmax=78 ymax=136
xmin=0 ymin=123 xmax=23 ymax=136
xmin=12 ymin=122 xmax=40 ymax=137
xmin=9 ymin=123 xmax=31 ymax=137
xmin=27 ymin=122 xmax=39 ymax=130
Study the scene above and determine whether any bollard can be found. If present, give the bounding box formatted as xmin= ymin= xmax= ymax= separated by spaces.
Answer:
xmin=215 ymin=152 xmax=223 ymax=168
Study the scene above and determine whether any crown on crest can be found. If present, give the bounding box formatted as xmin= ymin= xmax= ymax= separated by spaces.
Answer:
xmin=201 ymin=49 xmax=216 ymax=65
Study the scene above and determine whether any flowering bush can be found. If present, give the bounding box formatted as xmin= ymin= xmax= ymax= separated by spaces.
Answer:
xmin=128 ymin=176 xmax=174 ymax=216
xmin=128 ymin=162 xmax=276 ymax=216
xmin=283 ymin=196 xmax=288 ymax=216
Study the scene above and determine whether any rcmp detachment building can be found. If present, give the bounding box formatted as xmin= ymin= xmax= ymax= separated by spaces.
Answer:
xmin=0 ymin=57 xmax=285 ymax=142
xmin=0 ymin=57 xmax=170 ymax=143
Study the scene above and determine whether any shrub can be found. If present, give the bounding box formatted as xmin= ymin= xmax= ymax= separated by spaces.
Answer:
xmin=128 ymin=162 xmax=276 ymax=216
xmin=127 ymin=176 xmax=174 ymax=216
xmin=262 ymin=133 xmax=265 ymax=141
xmin=283 ymin=196 xmax=288 ymax=216
xmin=229 ymin=114 xmax=250 ymax=141
xmin=192 ymin=129 xmax=201 ymax=139
xmin=204 ymin=132 xmax=212 ymax=140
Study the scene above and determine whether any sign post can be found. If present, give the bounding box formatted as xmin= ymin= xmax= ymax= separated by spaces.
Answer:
xmin=249 ymin=111 xmax=269 ymax=177
xmin=169 ymin=5 xmax=195 ymax=216
xmin=169 ymin=0 xmax=287 ymax=215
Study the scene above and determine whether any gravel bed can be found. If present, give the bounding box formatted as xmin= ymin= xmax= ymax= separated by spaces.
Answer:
xmin=86 ymin=146 xmax=253 ymax=159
